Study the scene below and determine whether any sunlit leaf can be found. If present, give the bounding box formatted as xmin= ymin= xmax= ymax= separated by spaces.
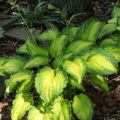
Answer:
xmin=3 ymin=56 xmax=25 ymax=74
xmin=87 ymin=49 xmax=118 ymax=75
xmin=66 ymin=40 xmax=93 ymax=55
xmin=24 ymin=56 xmax=49 ymax=69
xmin=77 ymin=19 xmax=103 ymax=42
xmin=28 ymin=106 xmax=53 ymax=120
xmin=72 ymin=93 xmax=93 ymax=120
xmin=36 ymin=27 xmax=59 ymax=41
xmin=63 ymin=57 xmax=86 ymax=83
xmin=11 ymin=93 xmax=33 ymax=120
xmin=35 ymin=67 xmax=68 ymax=103
xmin=52 ymin=96 xmax=71 ymax=120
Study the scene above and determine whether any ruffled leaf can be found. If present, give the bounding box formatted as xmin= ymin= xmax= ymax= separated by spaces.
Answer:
xmin=11 ymin=93 xmax=33 ymax=120
xmin=35 ymin=67 xmax=68 ymax=103
xmin=63 ymin=57 xmax=86 ymax=83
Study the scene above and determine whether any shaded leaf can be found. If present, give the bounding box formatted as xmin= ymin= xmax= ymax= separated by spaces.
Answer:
xmin=26 ymin=40 xmax=48 ymax=57
xmin=99 ymin=24 xmax=117 ymax=39
xmin=50 ymin=34 xmax=67 ymax=57
xmin=90 ymin=74 xmax=109 ymax=92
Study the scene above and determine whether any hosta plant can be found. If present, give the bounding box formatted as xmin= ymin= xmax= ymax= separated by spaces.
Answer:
xmin=0 ymin=6 xmax=120 ymax=120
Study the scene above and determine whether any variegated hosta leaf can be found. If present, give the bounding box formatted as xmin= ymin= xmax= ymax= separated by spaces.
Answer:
xmin=99 ymin=24 xmax=117 ymax=39
xmin=27 ymin=106 xmax=53 ymax=120
xmin=10 ymin=70 xmax=32 ymax=83
xmin=63 ymin=26 xmax=78 ymax=42
xmin=4 ymin=79 xmax=17 ymax=96
xmin=53 ymin=52 xmax=73 ymax=68
xmin=26 ymin=40 xmax=48 ymax=57
xmin=36 ymin=27 xmax=59 ymax=41
xmin=87 ymin=50 xmax=118 ymax=75
xmin=11 ymin=93 xmax=33 ymax=120
xmin=108 ymin=18 xmax=117 ymax=24
xmin=50 ymin=34 xmax=67 ymax=57
xmin=16 ymin=43 xmax=28 ymax=54
xmin=104 ymin=46 xmax=120 ymax=62
xmin=24 ymin=56 xmax=49 ymax=69
xmin=77 ymin=19 xmax=103 ymax=42
xmin=66 ymin=40 xmax=93 ymax=55
xmin=72 ymin=94 xmax=93 ymax=120
xmin=3 ymin=56 xmax=25 ymax=74
xmin=52 ymin=96 xmax=71 ymax=120
xmin=17 ymin=77 xmax=33 ymax=93
xmin=112 ymin=5 xmax=120 ymax=18
xmin=4 ymin=71 xmax=32 ymax=96
xmin=63 ymin=57 xmax=86 ymax=83
xmin=100 ymin=37 xmax=117 ymax=47
xmin=35 ymin=67 xmax=68 ymax=103
xmin=90 ymin=74 xmax=109 ymax=92
xmin=0 ymin=57 xmax=6 ymax=66
xmin=70 ymin=78 xmax=85 ymax=91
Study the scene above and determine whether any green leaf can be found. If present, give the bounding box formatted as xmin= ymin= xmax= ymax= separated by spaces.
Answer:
xmin=63 ymin=26 xmax=78 ymax=42
xmin=72 ymin=94 xmax=93 ymax=120
xmin=66 ymin=40 xmax=93 ymax=55
xmin=52 ymin=96 xmax=71 ymax=120
xmin=100 ymin=37 xmax=117 ymax=47
xmin=36 ymin=27 xmax=59 ymax=41
xmin=35 ymin=67 xmax=68 ymax=103
xmin=3 ymin=56 xmax=25 ymax=74
xmin=26 ymin=40 xmax=48 ymax=57
xmin=11 ymin=93 xmax=33 ymax=120
xmin=0 ymin=27 xmax=5 ymax=38
xmin=99 ymin=24 xmax=117 ymax=39
xmin=4 ymin=79 xmax=17 ymax=96
xmin=87 ymin=49 xmax=118 ymax=75
xmin=77 ymin=19 xmax=103 ymax=42
xmin=70 ymin=78 xmax=85 ymax=91
xmin=0 ymin=57 xmax=6 ymax=66
xmin=90 ymin=74 xmax=109 ymax=92
xmin=108 ymin=18 xmax=117 ymax=24
xmin=104 ymin=46 xmax=120 ymax=62
xmin=53 ymin=52 xmax=73 ymax=68
xmin=112 ymin=5 xmax=120 ymax=18
xmin=28 ymin=106 xmax=53 ymax=120
xmin=63 ymin=57 xmax=86 ymax=83
xmin=16 ymin=43 xmax=28 ymax=54
xmin=10 ymin=70 xmax=32 ymax=83
xmin=50 ymin=34 xmax=67 ymax=57
xmin=24 ymin=56 xmax=49 ymax=69
xmin=17 ymin=77 xmax=33 ymax=93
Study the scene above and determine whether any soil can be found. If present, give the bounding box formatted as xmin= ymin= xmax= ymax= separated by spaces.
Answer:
xmin=0 ymin=0 xmax=120 ymax=120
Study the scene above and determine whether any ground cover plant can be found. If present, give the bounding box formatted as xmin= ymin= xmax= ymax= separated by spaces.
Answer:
xmin=0 ymin=4 xmax=120 ymax=120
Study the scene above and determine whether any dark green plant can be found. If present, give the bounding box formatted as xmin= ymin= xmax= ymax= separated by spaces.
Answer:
xmin=0 ymin=27 xmax=5 ymax=38
xmin=0 ymin=5 xmax=120 ymax=120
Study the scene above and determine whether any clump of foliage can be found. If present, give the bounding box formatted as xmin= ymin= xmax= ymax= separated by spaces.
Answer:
xmin=0 ymin=5 xmax=120 ymax=120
